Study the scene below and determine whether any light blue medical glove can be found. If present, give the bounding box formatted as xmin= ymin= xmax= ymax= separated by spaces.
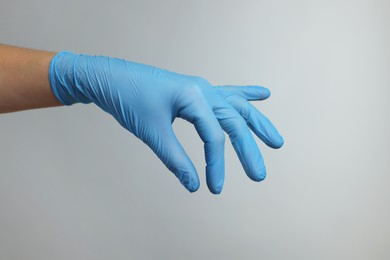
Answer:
xmin=49 ymin=51 xmax=284 ymax=194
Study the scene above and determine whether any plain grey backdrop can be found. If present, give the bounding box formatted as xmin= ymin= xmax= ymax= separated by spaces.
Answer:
xmin=1 ymin=0 xmax=389 ymax=259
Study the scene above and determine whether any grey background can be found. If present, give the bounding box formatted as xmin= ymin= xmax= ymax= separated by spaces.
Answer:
xmin=1 ymin=0 xmax=389 ymax=259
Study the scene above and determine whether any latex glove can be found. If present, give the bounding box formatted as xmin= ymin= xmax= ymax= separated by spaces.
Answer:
xmin=49 ymin=52 xmax=284 ymax=194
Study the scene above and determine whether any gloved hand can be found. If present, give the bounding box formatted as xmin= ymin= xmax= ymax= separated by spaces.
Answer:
xmin=49 ymin=52 xmax=284 ymax=194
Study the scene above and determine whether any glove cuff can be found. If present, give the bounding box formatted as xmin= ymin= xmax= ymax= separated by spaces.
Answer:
xmin=49 ymin=51 xmax=91 ymax=105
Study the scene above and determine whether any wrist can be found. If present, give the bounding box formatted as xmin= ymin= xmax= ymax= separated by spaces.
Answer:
xmin=49 ymin=51 xmax=92 ymax=105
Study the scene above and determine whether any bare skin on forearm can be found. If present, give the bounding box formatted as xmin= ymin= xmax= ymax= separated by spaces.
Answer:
xmin=0 ymin=45 xmax=62 ymax=113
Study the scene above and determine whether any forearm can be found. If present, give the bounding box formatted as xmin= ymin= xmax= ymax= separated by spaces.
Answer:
xmin=0 ymin=45 xmax=62 ymax=113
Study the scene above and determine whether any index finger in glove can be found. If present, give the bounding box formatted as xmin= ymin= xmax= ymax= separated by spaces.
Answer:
xmin=215 ymin=85 xmax=284 ymax=149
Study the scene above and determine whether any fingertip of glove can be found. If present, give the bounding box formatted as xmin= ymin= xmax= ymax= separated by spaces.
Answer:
xmin=210 ymin=189 xmax=222 ymax=195
xmin=270 ymin=135 xmax=284 ymax=149
xmin=249 ymin=85 xmax=271 ymax=100
xmin=208 ymin=183 xmax=223 ymax=195
xmin=251 ymin=165 xmax=267 ymax=182
xmin=261 ymin=87 xmax=271 ymax=99
xmin=186 ymin=183 xmax=200 ymax=193
xmin=176 ymin=170 xmax=199 ymax=193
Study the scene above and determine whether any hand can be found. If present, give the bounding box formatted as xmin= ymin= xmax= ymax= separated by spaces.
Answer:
xmin=49 ymin=52 xmax=284 ymax=194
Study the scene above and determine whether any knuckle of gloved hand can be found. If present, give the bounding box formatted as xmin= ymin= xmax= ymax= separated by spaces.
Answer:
xmin=187 ymin=75 xmax=209 ymax=85
xmin=237 ymin=104 xmax=251 ymax=120
xmin=210 ymin=130 xmax=225 ymax=146
xmin=232 ymin=116 xmax=248 ymax=131
xmin=229 ymin=117 xmax=248 ymax=139
xmin=182 ymin=79 xmax=206 ymax=100
xmin=224 ymin=94 xmax=243 ymax=106
xmin=215 ymin=88 xmax=229 ymax=99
